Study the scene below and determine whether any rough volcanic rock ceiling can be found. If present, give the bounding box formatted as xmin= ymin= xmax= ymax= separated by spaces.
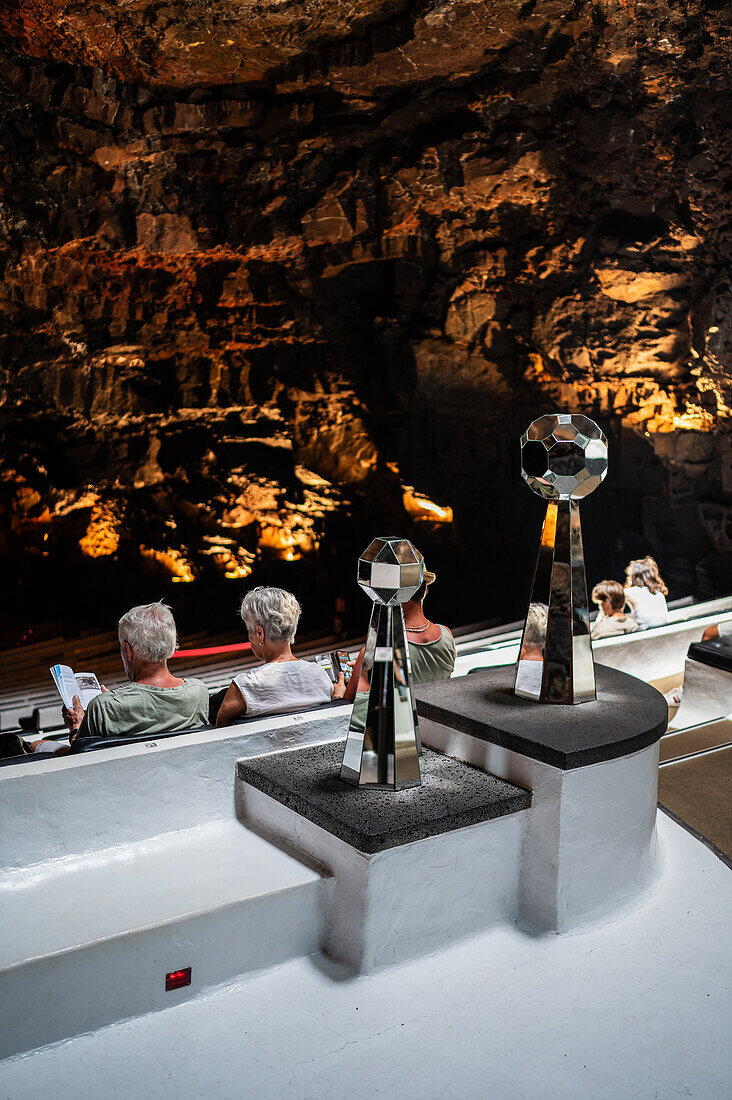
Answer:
xmin=1 ymin=0 xmax=731 ymax=637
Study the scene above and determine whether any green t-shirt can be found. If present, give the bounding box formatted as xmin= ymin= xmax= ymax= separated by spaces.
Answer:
xmin=78 ymin=679 xmax=209 ymax=740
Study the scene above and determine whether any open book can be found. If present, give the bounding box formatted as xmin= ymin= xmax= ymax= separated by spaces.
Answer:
xmin=49 ymin=665 xmax=103 ymax=710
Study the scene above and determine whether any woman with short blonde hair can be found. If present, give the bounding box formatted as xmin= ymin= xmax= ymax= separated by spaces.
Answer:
xmin=215 ymin=587 xmax=345 ymax=727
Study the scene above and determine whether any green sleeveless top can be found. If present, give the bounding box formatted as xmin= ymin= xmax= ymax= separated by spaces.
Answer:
xmin=408 ymin=625 xmax=456 ymax=685
xmin=349 ymin=625 xmax=455 ymax=732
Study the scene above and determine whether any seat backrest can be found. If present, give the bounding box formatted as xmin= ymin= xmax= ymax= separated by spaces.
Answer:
xmin=70 ymin=724 xmax=212 ymax=752
xmin=0 ymin=699 xmax=350 ymax=767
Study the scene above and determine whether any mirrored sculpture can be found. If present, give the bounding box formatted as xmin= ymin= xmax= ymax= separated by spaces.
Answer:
xmin=340 ymin=537 xmax=423 ymax=790
xmin=515 ymin=413 xmax=608 ymax=705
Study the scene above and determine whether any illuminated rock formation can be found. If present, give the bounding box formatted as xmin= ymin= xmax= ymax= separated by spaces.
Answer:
xmin=0 ymin=1 xmax=730 ymax=635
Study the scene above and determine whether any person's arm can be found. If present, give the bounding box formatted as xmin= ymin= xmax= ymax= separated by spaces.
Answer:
xmin=343 ymin=647 xmax=366 ymax=702
xmin=702 ymin=624 xmax=720 ymax=642
xmin=59 ymin=693 xmax=89 ymax=745
xmin=331 ymin=672 xmax=347 ymax=700
xmin=62 ymin=684 xmax=111 ymax=743
xmin=62 ymin=693 xmax=85 ymax=733
xmin=215 ymin=682 xmax=247 ymax=728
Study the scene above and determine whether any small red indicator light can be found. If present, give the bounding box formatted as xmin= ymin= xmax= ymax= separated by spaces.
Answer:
xmin=165 ymin=967 xmax=192 ymax=991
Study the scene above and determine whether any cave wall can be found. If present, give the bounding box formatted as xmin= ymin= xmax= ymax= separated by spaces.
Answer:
xmin=1 ymin=0 xmax=731 ymax=637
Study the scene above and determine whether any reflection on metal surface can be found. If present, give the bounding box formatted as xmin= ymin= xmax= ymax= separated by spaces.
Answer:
xmin=341 ymin=537 xmax=423 ymax=790
xmin=515 ymin=414 xmax=608 ymax=704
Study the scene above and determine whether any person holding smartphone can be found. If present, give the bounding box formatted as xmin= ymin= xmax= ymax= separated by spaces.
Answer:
xmin=215 ymin=587 xmax=346 ymax=727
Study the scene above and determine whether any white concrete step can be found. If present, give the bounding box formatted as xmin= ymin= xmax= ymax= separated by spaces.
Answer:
xmin=1 ymin=815 xmax=730 ymax=1100
xmin=0 ymin=820 xmax=323 ymax=1059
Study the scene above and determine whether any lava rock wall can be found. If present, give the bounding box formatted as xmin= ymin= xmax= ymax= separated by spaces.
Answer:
xmin=1 ymin=1 xmax=731 ymax=636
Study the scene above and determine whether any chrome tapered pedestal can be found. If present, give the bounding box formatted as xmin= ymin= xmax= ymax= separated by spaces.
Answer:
xmin=515 ymin=414 xmax=608 ymax=705
xmin=340 ymin=537 xmax=423 ymax=790
xmin=515 ymin=499 xmax=595 ymax=703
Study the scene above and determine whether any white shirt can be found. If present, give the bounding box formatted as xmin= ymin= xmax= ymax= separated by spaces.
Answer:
xmin=624 ymin=587 xmax=668 ymax=630
xmin=233 ymin=660 xmax=333 ymax=717
xmin=719 ymin=620 xmax=732 ymax=638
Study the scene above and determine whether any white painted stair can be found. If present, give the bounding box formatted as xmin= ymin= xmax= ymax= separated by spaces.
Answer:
xmin=0 ymin=820 xmax=323 ymax=1059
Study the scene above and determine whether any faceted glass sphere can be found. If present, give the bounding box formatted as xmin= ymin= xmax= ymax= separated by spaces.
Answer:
xmin=520 ymin=413 xmax=608 ymax=500
xmin=357 ymin=537 xmax=424 ymax=604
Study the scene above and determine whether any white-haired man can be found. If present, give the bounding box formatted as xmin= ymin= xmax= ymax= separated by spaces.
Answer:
xmin=63 ymin=602 xmax=209 ymax=741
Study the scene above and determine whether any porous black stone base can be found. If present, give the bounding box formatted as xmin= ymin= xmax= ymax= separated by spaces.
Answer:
xmin=237 ymin=743 xmax=531 ymax=854
xmin=416 ymin=664 xmax=668 ymax=770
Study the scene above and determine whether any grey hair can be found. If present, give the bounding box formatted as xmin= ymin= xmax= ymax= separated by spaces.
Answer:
xmin=118 ymin=602 xmax=178 ymax=663
xmin=523 ymin=602 xmax=548 ymax=648
xmin=240 ymin=587 xmax=301 ymax=644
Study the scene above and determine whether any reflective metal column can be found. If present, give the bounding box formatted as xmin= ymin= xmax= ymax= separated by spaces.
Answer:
xmin=515 ymin=414 xmax=608 ymax=705
xmin=340 ymin=537 xmax=423 ymax=790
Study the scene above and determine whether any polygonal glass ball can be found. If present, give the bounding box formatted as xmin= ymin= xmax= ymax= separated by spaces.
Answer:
xmin=521 ymin=413 xmax=608 ymax=500
xmin=357 ymin=537 xmax=424 ymax=604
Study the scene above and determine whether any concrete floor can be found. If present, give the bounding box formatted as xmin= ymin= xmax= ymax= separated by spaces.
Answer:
xmin=659 ymin=745 xmax=732 ymax=862
xmin=1 ymin=811 xmax=730 ymax=1100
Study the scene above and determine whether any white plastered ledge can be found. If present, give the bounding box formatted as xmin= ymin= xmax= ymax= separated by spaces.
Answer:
xmin=237 ymin=780 xmax=527 ymax=973
xmin=0 ymin=707 xmax=350 ymax=878
xmin=0 ymin=708 xmax=356 ymax=1059
xmin=1 ymin=812 xmax=729 ymax=1100
xmin=669 ymin=656 xmax=732 ymax=730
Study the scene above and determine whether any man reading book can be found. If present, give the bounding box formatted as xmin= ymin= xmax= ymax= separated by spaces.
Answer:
xmin=61 ymin=602 xmax=209 ymax=743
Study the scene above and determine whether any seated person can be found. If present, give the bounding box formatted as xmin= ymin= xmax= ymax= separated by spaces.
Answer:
xmin=215 ymin=587 xmax=346 ymax=727
xmin=701 ymin=621 xmax=732 ymax=643
xmin=59 ymin=602 xmax=208 ymax=745
xmin=343 ymin=567 xmax=455 ymax=722
xmin=624 ymin=556 xmax=668 ymax=629
xmin=402 ymin=570 xmax=456 ymax=683
xmin=590 ymin=580 xmax=639 ymax=638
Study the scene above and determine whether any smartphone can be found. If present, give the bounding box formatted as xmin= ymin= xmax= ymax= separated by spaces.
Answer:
xmin=333 ymin=651 xmax=353 ymax=683
xmin=314 ymin=651 xmax=353 ymax=683
xmin=314 ymin=653 xmax=337 ymax=682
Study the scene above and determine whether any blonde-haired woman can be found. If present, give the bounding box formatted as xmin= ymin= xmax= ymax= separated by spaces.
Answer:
xmin=624 ymin=556 xmax=668 ymax=630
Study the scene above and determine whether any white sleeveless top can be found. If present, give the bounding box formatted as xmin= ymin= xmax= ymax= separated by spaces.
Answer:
xmin=233 ymin=660 xmax=332 ymax=717
xmin=624 ymin=587 xmax=668 ymax=630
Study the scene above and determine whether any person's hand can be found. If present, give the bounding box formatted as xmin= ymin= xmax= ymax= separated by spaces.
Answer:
xmin=101 ymin=684 xmax=110 ymax=693
xmin=331 ymin=672 xmax=347 ymax=700
xmin=62 ymin=694 xmax=85 ymax=734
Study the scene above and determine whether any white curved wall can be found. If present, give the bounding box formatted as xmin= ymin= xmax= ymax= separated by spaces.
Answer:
xmin=419 ymin=719 xmax=662 ymax=934
xmin=0 ymin=710 xmax=349 ymax=878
